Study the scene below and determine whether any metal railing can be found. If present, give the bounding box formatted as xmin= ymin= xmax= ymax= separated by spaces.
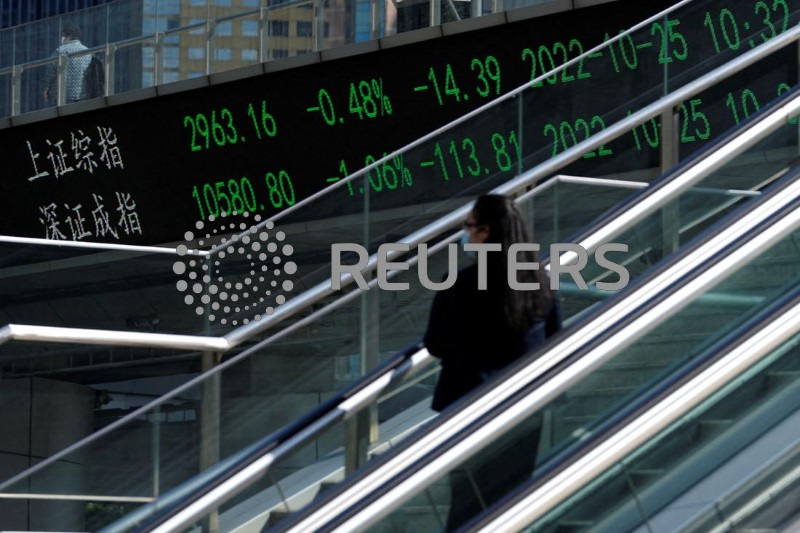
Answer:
xmin=0 ymin=0 xmax=569 ymax=118
xmin=0 ymin=234 xmax=206 ymax=255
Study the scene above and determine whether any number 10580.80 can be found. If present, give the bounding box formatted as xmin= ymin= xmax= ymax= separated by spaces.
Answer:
xmin=191 ymin=172 xmax=296 ymax=220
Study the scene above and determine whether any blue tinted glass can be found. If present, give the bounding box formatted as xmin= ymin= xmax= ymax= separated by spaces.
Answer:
xmin=242 ymin=20 xmax=259 ymax=36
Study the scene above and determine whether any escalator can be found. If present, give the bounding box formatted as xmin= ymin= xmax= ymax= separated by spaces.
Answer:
xmin=1 ymin=0 xmax=800 ymax=529
xmin=279 ymin=149 xmax=800 ymax=533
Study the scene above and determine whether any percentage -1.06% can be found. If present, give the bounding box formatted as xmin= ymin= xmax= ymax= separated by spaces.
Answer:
xmin=327 ymin=154 xmax=413 ymax=196
xmin=307 ymin=78 xmax=393 ymax=126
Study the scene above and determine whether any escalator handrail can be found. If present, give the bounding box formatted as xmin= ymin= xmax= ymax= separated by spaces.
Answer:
xmin=99 ymin=343 xmax=433 ymax=533
xmin=0 ymin=234 xmax=202 ymax=255
xmin=277 ymin=165 xmax=800 ymax=532
xmin=474 ymin=278 xmax=800 ymax=532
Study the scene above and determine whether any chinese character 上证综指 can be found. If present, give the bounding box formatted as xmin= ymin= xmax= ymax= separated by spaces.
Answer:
xmin=97 ymin=126 xmax=124 ymax=170
xmin=71 ymin=130 xmax=98 ymax=174
xmin=91 ymin=193 xmax=120 ymax=240
xmin=64 ymin=203 xmax=92 ymax=240
xmin=115 ymin=192 xmax=142 ymax=236
xmin=45 ymin=138 xmax=75 ymax=179
xmin=38 ymin=203 xmax=66 ymax=240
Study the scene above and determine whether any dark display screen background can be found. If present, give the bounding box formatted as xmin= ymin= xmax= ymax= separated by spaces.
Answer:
xmin=1 ymin=0 xmax=797 ymax=245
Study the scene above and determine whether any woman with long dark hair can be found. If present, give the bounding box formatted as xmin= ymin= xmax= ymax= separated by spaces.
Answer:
xmin=424 ymin=194 xmax=562 ymax=530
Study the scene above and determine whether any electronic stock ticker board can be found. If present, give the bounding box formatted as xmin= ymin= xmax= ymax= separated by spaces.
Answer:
xmin=1 ymin=0 xmax=796 ymax=246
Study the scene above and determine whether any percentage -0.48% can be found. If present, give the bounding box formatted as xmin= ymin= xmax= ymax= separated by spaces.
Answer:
xmin=307 ymin=78 xmax=392 ymax=126
xmin=327 ymin=154 xmax=413 ymax=197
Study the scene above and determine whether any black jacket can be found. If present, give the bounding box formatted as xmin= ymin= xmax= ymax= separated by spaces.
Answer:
xmin=423 ymin=263 xmax=562 ymax=411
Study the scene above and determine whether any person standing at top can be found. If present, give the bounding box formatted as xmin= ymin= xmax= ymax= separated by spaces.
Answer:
xmin=43 ymin=23 xmax=91 ymax=105
xmin=423 ymin=193 xmax=562 ymax=530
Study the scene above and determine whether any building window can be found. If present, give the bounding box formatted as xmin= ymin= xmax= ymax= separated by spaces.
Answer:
xmin=161 ymin=0 xmax=180 ymax=14
xmin=296 ymin=21 xmax=312 ymax=37
xmin=189 ymin=0 xmax=205 ymax=6
xmin=242 ymin=0 xmax=259 ymax=6
xmin=270 ymin=20 xmax=288 ymax=36
xmin=151 ymin=16 xmax=177 ymax=32
xmin=188 ymin=47 xmax=205 ymax=60
xmin=272 ymin=49 xmax=288 ymax=59
xmin=164 ymin=46 xmax=179 ymax=68
xmin=242 ymin=20 xmax=259 ymax=36
xmin=242 ymin=48 xmax=258 ymax=61
xmin=216 ymin=48 xmax=233 ymax=60
xmin=214 ymin=0 xmax=232 ymax=5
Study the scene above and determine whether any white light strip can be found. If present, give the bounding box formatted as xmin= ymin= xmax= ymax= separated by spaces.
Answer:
xmin=0 ymin=234 xmax=206 ymax=256
xmin=0 ymin=324 xmax=229 ymax=351
xmin=556 ymin=175 xmax=648 ymax=190
xmin=0 ymin=492 xmax=153 ymax=503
